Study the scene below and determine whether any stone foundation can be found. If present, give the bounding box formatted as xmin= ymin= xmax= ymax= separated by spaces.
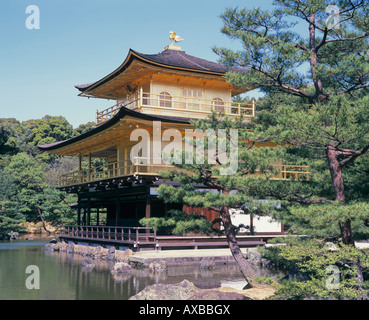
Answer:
xmin=44 ymin=241 xmax=134 ymax=263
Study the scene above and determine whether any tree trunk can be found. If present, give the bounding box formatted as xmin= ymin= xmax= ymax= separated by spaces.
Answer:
xmin=326 ymin=145 xmax=345 ymax=202
xmin=326 ymin=145 xmax=354 ymax=245
xmin=220 ymin=204 xmax=258 ymax=287
xmin=340 ymin=219 xmax=354 ymax=246
xmin=35 ymin=202 xmax=52 ymax=234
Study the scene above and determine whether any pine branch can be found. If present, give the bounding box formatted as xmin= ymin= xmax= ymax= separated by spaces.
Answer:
xmin=339 ymin=142 xmax=369 ymax=167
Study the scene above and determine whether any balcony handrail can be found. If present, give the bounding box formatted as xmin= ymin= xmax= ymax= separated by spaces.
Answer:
xmin=58 ymin=158 xmax=176 ymax=187
xmin=61 ymin=225 xmax=156 ymax=243
xmin=96 ymin=91 xmax=255 ymax=124
xmin=58 ymin=157 xmax=310 ymax=187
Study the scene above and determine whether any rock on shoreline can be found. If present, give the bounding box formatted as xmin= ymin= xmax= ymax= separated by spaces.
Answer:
xmin=129 ymin=279 xmax=252 ymax=300
xmin=44 ymin=240 xmax=134 ymax=262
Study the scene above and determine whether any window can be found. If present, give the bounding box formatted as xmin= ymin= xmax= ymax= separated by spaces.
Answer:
xmin=212 ymin=98 xmax=225 ymax=112
xmin=159 ymin=92 xmax=172 ymax=108
xmin=182 ymin=89 xmax=202 ymax=98
xmin=182 ymin=89 xmax=202 ymax=110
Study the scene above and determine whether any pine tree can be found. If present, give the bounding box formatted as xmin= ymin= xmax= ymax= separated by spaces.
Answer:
xmin=156 ymin=113 xmax=282 ymax=287
xmin=214 ymin=0 xmax=369 ymax=244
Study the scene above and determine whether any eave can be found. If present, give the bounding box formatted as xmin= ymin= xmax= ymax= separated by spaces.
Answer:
xmin=38 ymin=107 xmax=193 ymax=156
xmin=75 ymin=49 xmax=250 ymax=99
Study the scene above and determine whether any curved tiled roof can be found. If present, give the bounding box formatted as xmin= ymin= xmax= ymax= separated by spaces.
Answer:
xmin=132 ymin=49 xmax=230 ymax=74
xmin=75 ymin=48 xmax=246 ymax=92
xmin=38 ymin=107 xmax=192 ymax=151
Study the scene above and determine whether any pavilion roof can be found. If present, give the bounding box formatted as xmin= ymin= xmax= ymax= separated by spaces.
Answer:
xmin=38 ymin=106 xmax=193 ymax=152
xmin=75 ymin=48 xmax=246 ymax=95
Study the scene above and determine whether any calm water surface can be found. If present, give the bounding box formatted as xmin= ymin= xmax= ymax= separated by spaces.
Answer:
xmin=0 ymin=238 xmax=277 ymax=300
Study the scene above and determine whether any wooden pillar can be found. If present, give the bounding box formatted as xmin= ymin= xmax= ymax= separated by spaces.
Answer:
xmin=87 ymin=196 xmax=91 ymax=226
xmin=250 ymin=214 xmax=254 ymax=235
xmin=77 ymin=205 xmax=81 ymax=226
xmin=124 ymin=147 xmax=128 ymax=175
xmin=96 ymin=208 xmax=100 ymax=226
xmin=116 ymin=194 xmax=120 ymax=227
xmin=77 ymin=194 xmax=81 ymax=225
xmin=79 ymin=154 xmax=82 ymax=183
xmin=82 ymin=208 xmax=86 ymax=225
xmin=117 ymin=144 xmax=120 ymax=176
xmin=88 ymin=153 xmax=91 ymax=182
xmin=145 ymin=185 xmax=151 ymax=219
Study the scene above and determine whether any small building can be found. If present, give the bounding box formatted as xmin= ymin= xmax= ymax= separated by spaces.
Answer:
xmin=38 ymin=36 xmax=308 ymax=249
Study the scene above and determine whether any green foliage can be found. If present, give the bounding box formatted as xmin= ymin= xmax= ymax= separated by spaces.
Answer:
xmin=254 ymin=276 xmax=276 ymax=286
xmin=280 ymin=202 xmax=369 ymax=240
xmin=35 ymin=187 xmax=76 ymax=225
xmin=0 ymin=170 xmax=25 ymax=237
xmin=139 ymin=210 xmax=213 ymax=235
xmin=269 ymin=243 xmax=369 ymax=300
xmin=4 ymin=152 xmax=47 ymax=192
xmin=0 ymin=118 xmax=23 ymax=155
xmin=214 ymin=1 xmax=369 ymax=244
xmin=0 ymin=116 xmax=88 ymax=233
xmin=138 ymin=217 xmax=176 ymax=234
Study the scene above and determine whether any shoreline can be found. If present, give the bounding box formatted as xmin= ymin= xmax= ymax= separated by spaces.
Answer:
xmin=43 ymin=239 xmax=277 ymax=300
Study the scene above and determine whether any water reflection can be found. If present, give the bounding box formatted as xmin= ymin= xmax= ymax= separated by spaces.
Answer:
xmin=0 ymin=239 xmax=283 ymax=300
xmin=47 ymin=249 xmax=248 ymax=299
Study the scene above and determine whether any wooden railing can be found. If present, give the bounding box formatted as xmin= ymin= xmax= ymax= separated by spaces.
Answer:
xmin=58 ymin=159 xmax=175 ymax=187
xmin=278 ymin=165 xmax=310 ymax=181
xmin=96 ymin=90 xmax=255 ymax=124
xmin=58 ymin=158 xmax=310 ymax=187
xmin=60 ymin=225 xmax=156 ymax=243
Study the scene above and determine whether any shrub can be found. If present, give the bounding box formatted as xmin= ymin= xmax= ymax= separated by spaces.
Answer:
xmin=264 ymin=242 xmax=369 ymax=300
xmin=139 ymin=210 xmax=213 ymax=235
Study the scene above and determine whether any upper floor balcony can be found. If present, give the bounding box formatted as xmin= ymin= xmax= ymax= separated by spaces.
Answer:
xmin=58 ymin=159 xmax=310 ymax=188
xmin=95 ymin=89 xmax=255 ymax=125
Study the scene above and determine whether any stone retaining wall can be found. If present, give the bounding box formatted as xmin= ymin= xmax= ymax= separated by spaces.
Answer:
xmin=44 ymin=241 xmax=134 ymax=262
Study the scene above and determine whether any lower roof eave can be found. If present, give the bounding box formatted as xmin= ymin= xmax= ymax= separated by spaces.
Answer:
xmin=38 ymin=107 xmax=193 ymax=153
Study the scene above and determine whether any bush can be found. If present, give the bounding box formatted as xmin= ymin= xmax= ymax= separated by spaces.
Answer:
xmin=139 ymin=210 xmax=213 ymax=235
xmin=138 ymin=217 xmax=176 ymax=235
xmin=262 ymin=241 xmax=369 ymax=300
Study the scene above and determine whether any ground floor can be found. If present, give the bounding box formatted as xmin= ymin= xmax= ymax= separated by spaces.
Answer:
xmin=72 ymin=181 xmax=284 ymax=234
xmin=62 ymin=179 xmax=283 ymax=250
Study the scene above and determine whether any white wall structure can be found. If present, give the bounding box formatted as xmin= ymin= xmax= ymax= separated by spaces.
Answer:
xmin=228 ymin=208 xmax=283 ymax=234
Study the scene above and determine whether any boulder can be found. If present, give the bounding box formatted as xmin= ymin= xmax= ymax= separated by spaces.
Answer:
xmin=149 ymin=261 xmax=167 ymax=272
xmin=91 ymin=245 xmax=105 ymax=259
xmin=129 ymin=280 xmax=198 ymax=300
xmin=111 ymin=262 xmax=131 ymax=274
xmin=114 ymin=248 xmax=133 ymax=262
xmin=245 ymin=248 xmax=262 ymax=264
xmin=188 ymin=290 xmax=252 ymax=300
xmin=129 ymin=279 xmax=253 ymax=300
xmin=106 ymin=246 xmax=116 ymax=260
xmin=7 ymin=231 xmax=19 ymax=240
xmin=66 ymin=243 xmax=75 ymax=254
xmin=59 ymin=241 xmax=68 ymax=252
xmin=45 ymin=243 xmax=58 ymax=251
xmin=81 ymin=258 xmax=95 ymax=269
xmin=324 ymin=242 xmax=340 ymax=252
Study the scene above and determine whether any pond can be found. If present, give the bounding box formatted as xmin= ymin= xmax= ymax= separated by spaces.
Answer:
xmin=0 ymin=238 xmax=281 ymax=300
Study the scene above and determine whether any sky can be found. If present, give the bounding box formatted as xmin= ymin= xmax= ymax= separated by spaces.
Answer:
xmin=0 ymin=0 xmax=278 ymax=128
